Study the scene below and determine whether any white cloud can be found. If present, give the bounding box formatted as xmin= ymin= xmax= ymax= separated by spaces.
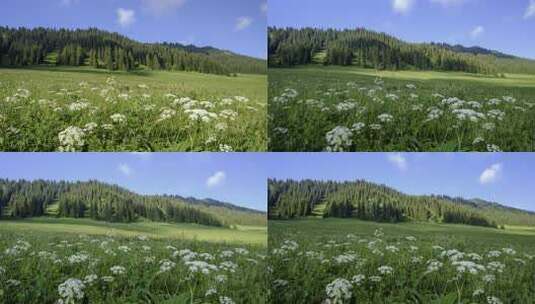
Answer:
xmin=117 ymin=8 xmax=136 ymax=27
xmin=430 ymin=0 xmax=466 ymax=6
xmin=525 ymin=0 xmax=535 ymax=19
xmin=235 ymin=16 xmax=253 ymax=31
xmin=118 ymin=163 xmax=133 ymax=177
xmin=392 ymin=0 xmax=415 ymax=14
xmin=387 ymin=153 xmax=408 ymax=171
xmin=142 ymin=0 xmax=187 ymax=15
xmin=206 ymin=171 xmax=226 ymax=188
xmin=470 ymin=25 xmax=485 ymax=39
xmin=479 ymin=163 xmax=502 ymax=184
xmin=260 ymin=2 xmax=268 ymax=14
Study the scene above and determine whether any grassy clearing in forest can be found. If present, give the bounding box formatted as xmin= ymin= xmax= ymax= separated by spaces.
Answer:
xmin=0 ymin=217 xmax=267 ymax=303
xmin=268 ymin=218 xmax=535 ymax=303
xmin=268 ymin=66 xmax=535 ymax=152
xmin=0 ymin=67 xmax=267 ymax=152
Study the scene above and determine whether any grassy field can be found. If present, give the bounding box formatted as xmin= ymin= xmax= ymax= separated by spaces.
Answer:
xmin=269 ymin=66 xmax=535 ymax=152
xmin=0 ymin=67 xmax=267 ymax=151
xmin=0 ymin=217 xmax=267 ymax=303
xmin=269 ymin=218 xmax=535 ymax=303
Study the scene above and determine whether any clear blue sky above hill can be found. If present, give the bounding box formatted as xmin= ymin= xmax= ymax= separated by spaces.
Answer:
xmin=269 ymin=0 xmax=535 ymax=59
xmin=0 ymin=0 xmax=267 ymax=59
xmin=266 ymin=153 xmax=535 ymax=212
xmin=0 ymin=153 xmax=268 ymax=211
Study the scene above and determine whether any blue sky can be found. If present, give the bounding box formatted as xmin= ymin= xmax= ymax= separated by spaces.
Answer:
xmin=269 ymin=0 xmax=535 ymax=59
xmin=1 ymin=153 xmax=533 ymax=213
xmin=0 ymin=153 xmax=268 ymax=211
xmin=0 ymin=0 xmax=267 ymax=59
xmin=266 ymin=153 xmax=535 ymax=212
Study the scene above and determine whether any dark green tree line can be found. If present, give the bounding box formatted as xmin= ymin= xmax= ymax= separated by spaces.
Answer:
xmin=0 ymin=27 xmax=266 ymax=75
xmin=0 ymin=179 xmax=223 ymax=227
xmin=268 ymin=179 xmax=502 ymax=228
xmin=268 ymin=27 xmax=500 ymax=74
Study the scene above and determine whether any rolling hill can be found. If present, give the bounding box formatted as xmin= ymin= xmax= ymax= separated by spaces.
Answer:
xmin=268 ymin=27 xmax=535 ymax=75
xmin=0 ymin=26 xmax=266 ymax=75
xmin=268 ymin=179 xmax=535 ymax=227
xmin=0 ymin=179 xmax=266 ymax=227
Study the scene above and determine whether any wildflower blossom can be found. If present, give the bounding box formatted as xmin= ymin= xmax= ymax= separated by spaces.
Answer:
xmin=325 ymin=278 xmax=352 ymax=303
xmin=58 ymin=127 xmax=85 ymax=152
xmin=325 ymin=126 xmax=353 ymax=152
xmin=58 ymin=278 xmax=85 ymax=304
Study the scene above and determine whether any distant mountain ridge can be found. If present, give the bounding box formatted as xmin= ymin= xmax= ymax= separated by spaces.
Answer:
xmin=166 ymin=195 xmax=265 ymax=214
xmin=268 ymin=179 xmax=535 ymax=227
xmin=430 ymin=42 xmax=516 ymax=59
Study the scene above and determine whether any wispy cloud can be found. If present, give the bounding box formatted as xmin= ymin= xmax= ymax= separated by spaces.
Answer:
xmin=142 ymin=0 xmax=187 ymax=15
xmin=392 ymin=0 xmax=415 ymax=14
xmin=525 ymin=0 xmax=535 ymax=19
xmin=479 ymin=163 xmax=502 ymax=184
xmin=206 ymin=171 xmax=226 ymax=188
xmin=260 ymin=2 xmax=268 ymax=14
xmin=118 ymin=163 xmax=133 ymax=177
xmin=235 ymin=16 xmax=253 ymax=31
xmin=470 ymin=25 xmax=485 ymax=39
xmin=117 ymin=8 xmax=136 ymax=27
xmin=387 ymin=153 xmax=408 ymax=171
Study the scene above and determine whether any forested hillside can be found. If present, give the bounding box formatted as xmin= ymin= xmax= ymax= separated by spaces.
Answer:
xmin=0 ymin=179 xmax=266 ymax=227
xmin=0 ymin=27 xmax=266 ymax=75
xmin=268 ymin=27 xmax=535 ymax=75
xmin=268 ymin=179 xmax=535 ymax=227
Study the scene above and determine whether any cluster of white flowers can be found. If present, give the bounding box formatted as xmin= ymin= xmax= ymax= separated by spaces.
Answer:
xmin=110 ymin=113 xmax=127 ymax=124
xmin=325 ymin=278 xmax=352 ymax=303
xmin=452 ymin=260 xmax=486 ymax=274
xmin=110 ymin=265 xmax=126 ymax=275
xmin=68 ymin=253 xmax=90 ymax=264
xmin=157 ymin=108 xmax=176 ymax=122
xmin=185 ymin=260 xmax=218 ymax=274
xmin=185 ymin=109 xmax=218 ymax=122
xmin=58 ymin=126 xmax=85 ymax=152
xmin=158 ymin=259 xmax=176 ymax=274
xmin=58 ymin=278 xmax=85 ymax=304
xmin=377 ymin=265 xmax=394 ymax=275
xmin=325 ymin=126 xmax=353 ymax=152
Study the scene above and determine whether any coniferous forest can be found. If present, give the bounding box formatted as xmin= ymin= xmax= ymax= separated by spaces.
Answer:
xmin=267 ymin=27 xmax=535 ymax=74
xmin=0 ymin=179 xmax=267 ymax=227
xmin=268 ymin=179 xmax=535 ymax=227
xmin=0 ymin=27 xmax=266 ymax=75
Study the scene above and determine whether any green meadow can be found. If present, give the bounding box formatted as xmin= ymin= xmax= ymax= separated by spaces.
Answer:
xmin=0 ymin=217 xmax=267 ymax=245
xmin=269 ymin=218 xmax=535 ymax=303
xmin=269 ymin=66 xmax=535 ymax=152
xmin=0 ymin=217 xmax=267 ymax=304
xmin=0 ymin=67 xmax=267 ymax=152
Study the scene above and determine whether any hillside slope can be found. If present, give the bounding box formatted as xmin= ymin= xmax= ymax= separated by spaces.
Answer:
xmin=0 ymin=26 xmax=266 ymax=75
xmin=268 ymin=27 xmax=535 ymax=75
xmin=0 ymin=179 xmax=266 ymax=227
xmin=268 ymin=179 xmax=535 ymax=227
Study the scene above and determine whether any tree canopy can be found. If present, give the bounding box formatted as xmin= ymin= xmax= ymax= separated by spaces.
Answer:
xmin=0 ymin=26 xmax=266 ymax=75
xmin=0 ymin=179 xmax=224 ymax=227
xmin=268 ymin=27 xmax=526 ymax=75
xmin=268 ymin=179 xmax=535 ymax=228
